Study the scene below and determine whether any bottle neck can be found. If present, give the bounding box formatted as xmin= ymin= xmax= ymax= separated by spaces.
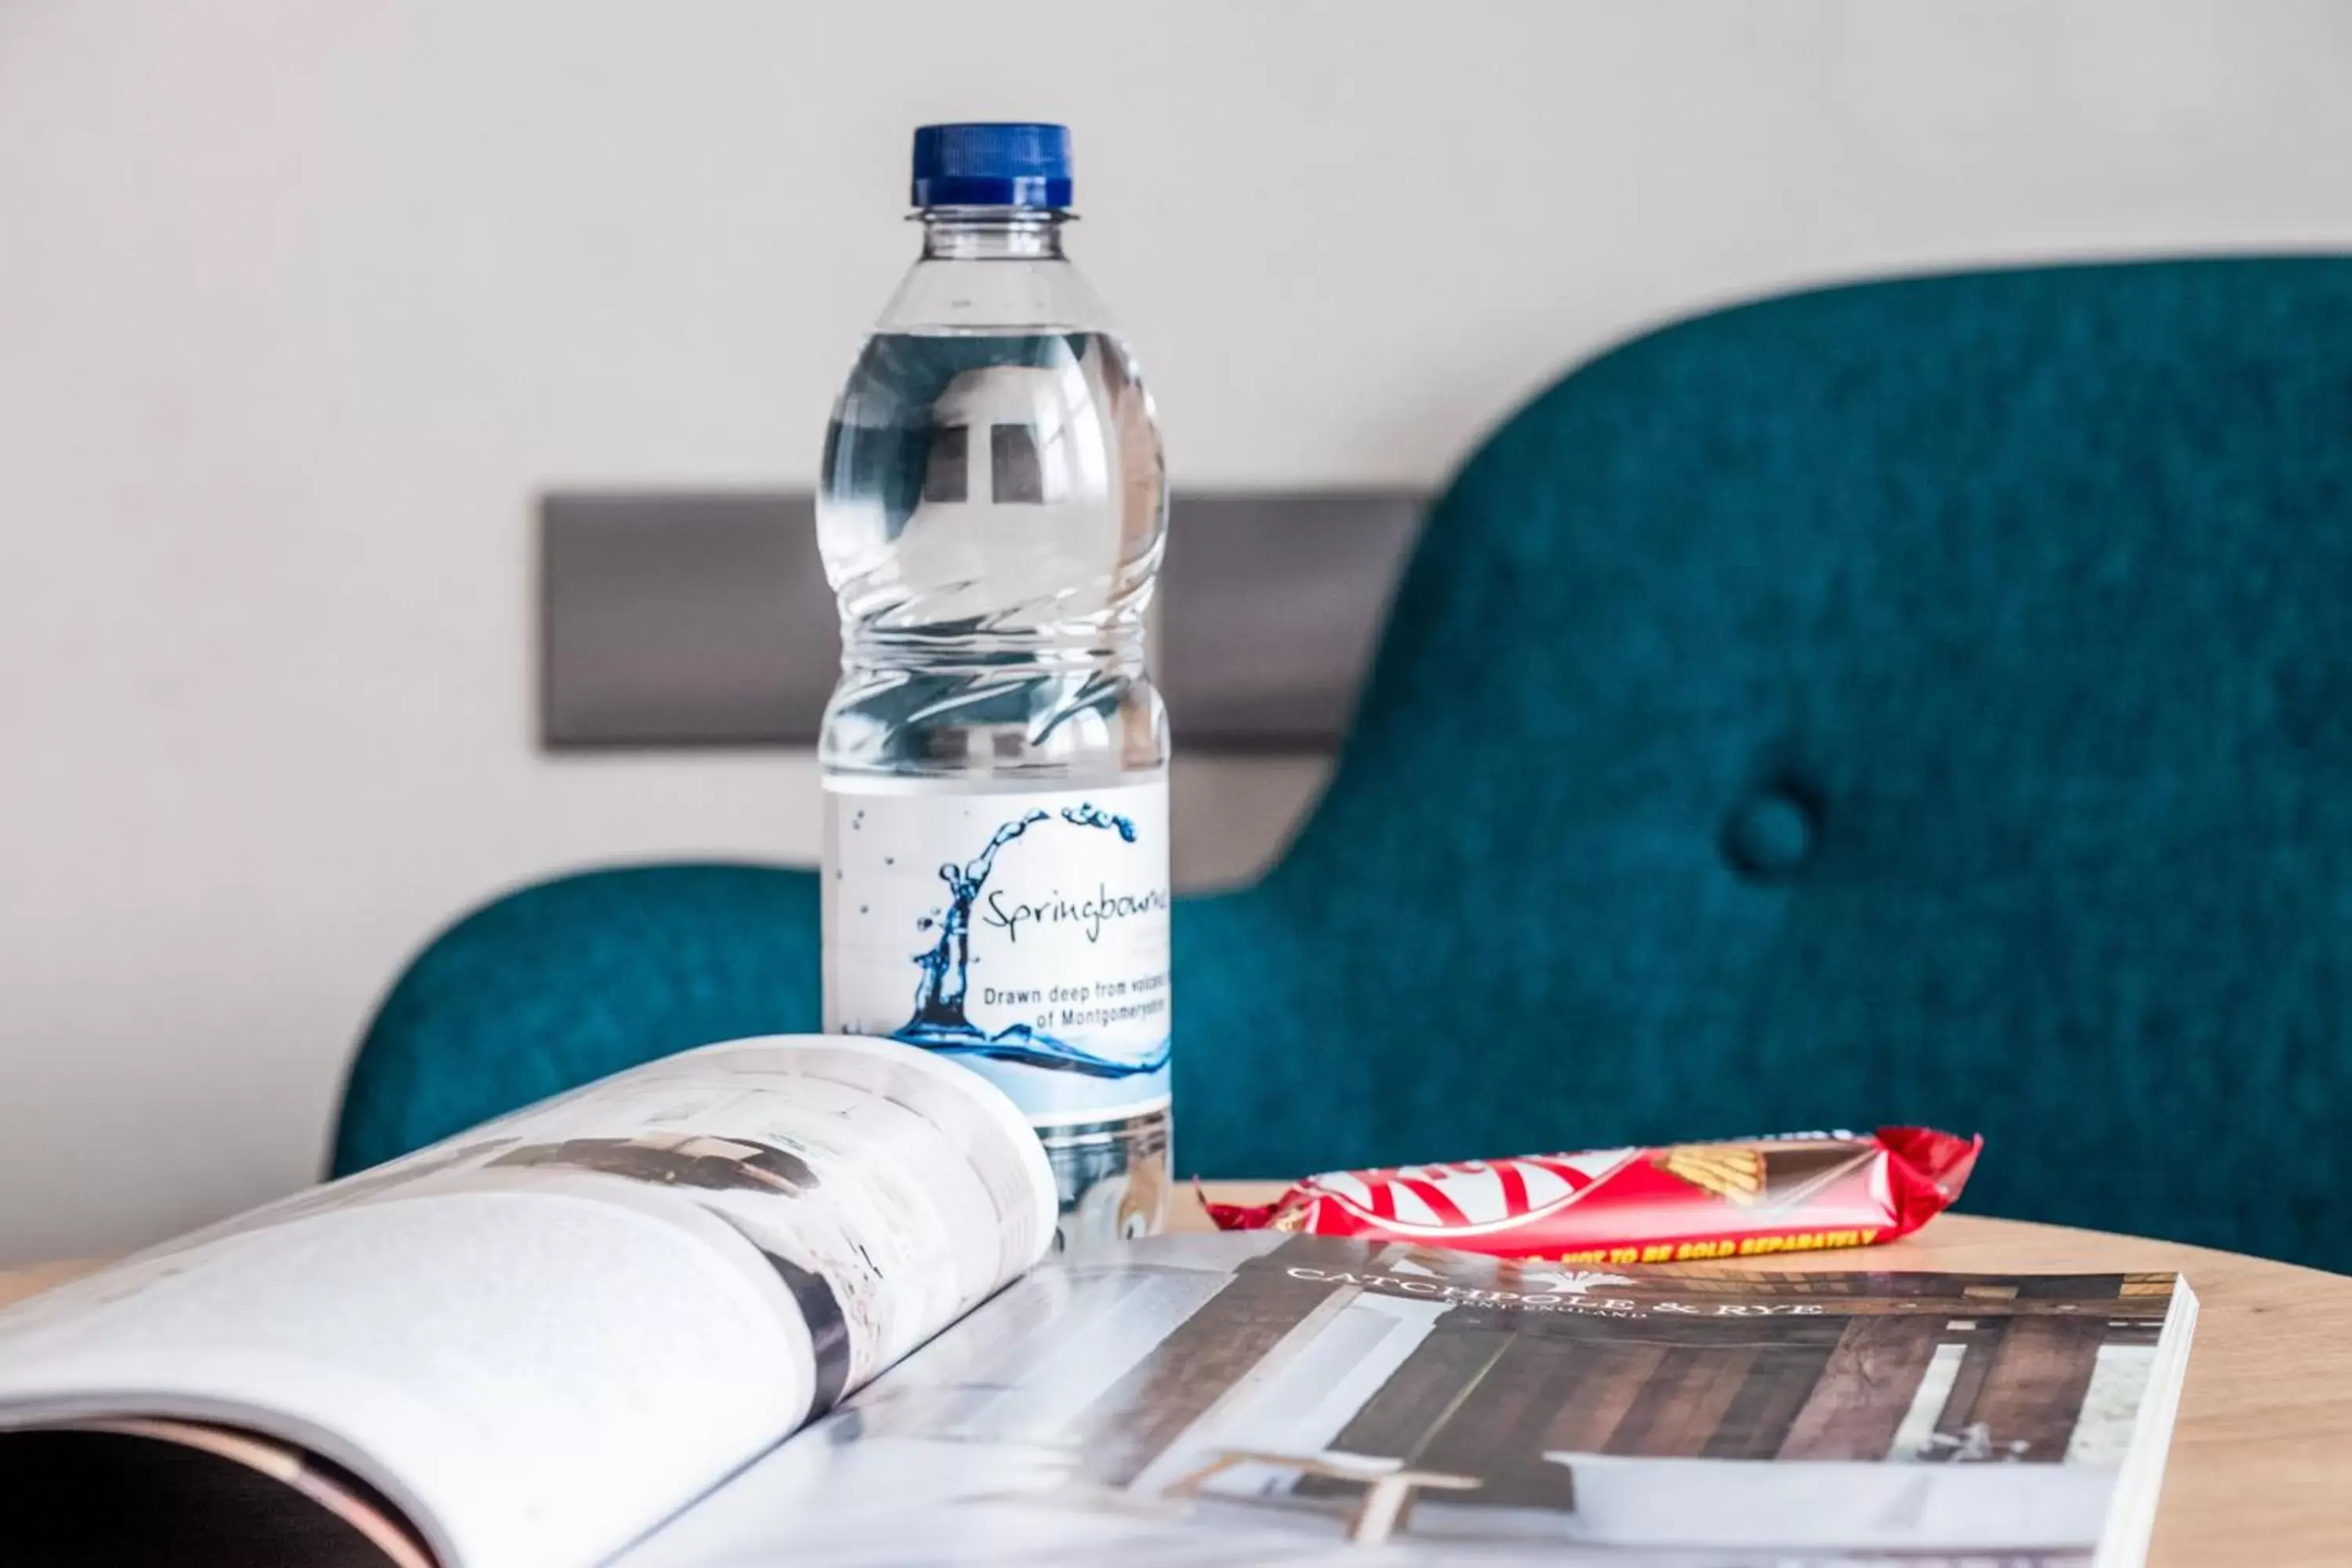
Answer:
xmin=876 ymin=206 xmax=1108 ymax=336
xmin=918 ymin=207 xmax=1070 ymax=261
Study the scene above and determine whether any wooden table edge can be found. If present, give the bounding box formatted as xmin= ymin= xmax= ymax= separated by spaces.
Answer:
xmin=0 ymin=1258 xmax=101 ymax=1310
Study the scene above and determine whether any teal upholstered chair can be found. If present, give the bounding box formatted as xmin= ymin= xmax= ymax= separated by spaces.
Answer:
xmin=337 ymin=258 xmax=2352 ymax=1272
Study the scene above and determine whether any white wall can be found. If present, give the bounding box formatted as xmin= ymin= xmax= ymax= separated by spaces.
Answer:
xmin=6 ymin=0 xmax=2352 ymax=1264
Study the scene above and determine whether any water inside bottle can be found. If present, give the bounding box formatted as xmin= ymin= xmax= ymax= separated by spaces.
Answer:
xmin=818 ymin=331 xmax=1163 ymax=637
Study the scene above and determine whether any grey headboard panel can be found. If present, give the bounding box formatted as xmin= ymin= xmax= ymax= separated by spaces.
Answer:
xmin=540 ymin=490 xmax=1424 ymax=751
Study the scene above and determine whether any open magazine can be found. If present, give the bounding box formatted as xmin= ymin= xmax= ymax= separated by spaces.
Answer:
xmin=0 ymin=1036 xmax=2197 ymax=1567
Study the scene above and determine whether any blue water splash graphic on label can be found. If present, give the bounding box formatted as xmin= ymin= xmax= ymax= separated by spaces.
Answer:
xmin=1059 ymin=802 xmax=1136 ymax=841
xmin=892 ymin=805 xmax=1169 ymax=1080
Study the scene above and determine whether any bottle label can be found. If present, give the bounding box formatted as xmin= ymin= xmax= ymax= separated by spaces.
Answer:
xmin=822 ymin=778 xmax=1171 ymax=1126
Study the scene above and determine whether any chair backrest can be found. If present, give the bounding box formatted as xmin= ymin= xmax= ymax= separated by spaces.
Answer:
xmin=1173 ymin=257 xmax=2352 ymax=1269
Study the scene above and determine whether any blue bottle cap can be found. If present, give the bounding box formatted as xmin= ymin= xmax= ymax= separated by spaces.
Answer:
xmin=910 ymin=123 xmax=1073 ymax=210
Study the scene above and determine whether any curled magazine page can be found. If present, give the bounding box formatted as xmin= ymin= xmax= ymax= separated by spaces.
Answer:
xmin=0 ymin=1035 xmax=1057 ymax=1568
xmin=427 ymin=1034 xmax=1062 ymax=1403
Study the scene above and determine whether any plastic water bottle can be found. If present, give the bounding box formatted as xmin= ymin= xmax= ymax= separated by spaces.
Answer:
xmin=817 ymin=124 xmax=1171 ymax=1247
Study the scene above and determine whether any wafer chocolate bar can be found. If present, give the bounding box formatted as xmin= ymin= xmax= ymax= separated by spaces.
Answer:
xmin=1203 ymin=1127 xmax=1980 ymax=1264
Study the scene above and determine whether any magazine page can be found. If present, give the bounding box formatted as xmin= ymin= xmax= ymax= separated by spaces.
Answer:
xmin=622 ymin=1232 xmax=2197 ymax=1567
xmin=0 ymin=1035 xmax=1057 ymax=1568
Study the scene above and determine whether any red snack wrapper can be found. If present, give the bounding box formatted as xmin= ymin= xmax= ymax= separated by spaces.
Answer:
xmin=1205 ymin=1127 xmax=1980 ymax=1265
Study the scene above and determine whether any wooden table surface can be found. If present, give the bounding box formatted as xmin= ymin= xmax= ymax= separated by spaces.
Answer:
xmin=7 ymin=1190 xmax=2350 ymax=1565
